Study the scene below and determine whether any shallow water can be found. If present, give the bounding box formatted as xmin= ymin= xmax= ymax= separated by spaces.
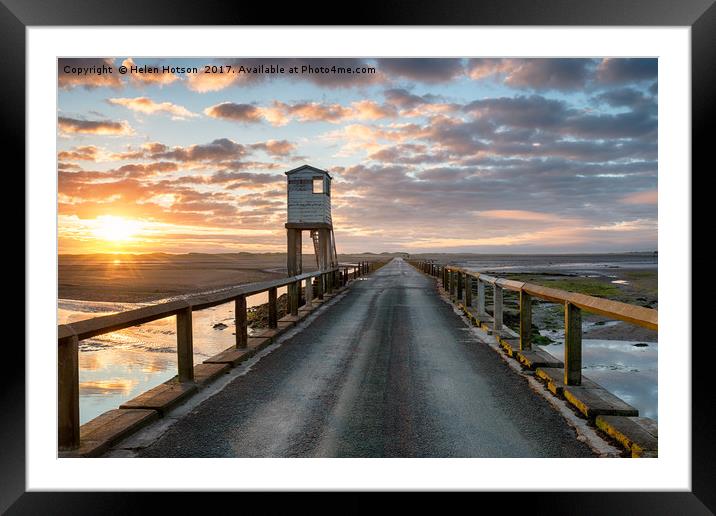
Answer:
xmin=59 ymin=287 xmax=287 ymax=424
xmin=458 ymin=253 xmax=657 ymax=277
xmin=537 ymin=328 xmax=657 ymax=420
xmin=456 ymin=254 xmax=658 ymax=420
xmin=61 ymin=253 xmax=659 ymax=425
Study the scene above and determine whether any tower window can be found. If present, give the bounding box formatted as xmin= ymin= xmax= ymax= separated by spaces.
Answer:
xmin=312 ymin=177 xmax=324 ymax=194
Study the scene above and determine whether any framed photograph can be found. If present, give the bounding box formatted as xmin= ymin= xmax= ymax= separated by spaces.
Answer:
xmin=8 ymin=0 xmax=712 ymax=512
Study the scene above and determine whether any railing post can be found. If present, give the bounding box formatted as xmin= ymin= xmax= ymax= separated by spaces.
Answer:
xmin=176 ymin=305 xmax=194 ymax=382
xmin=235 ymin=295 xmax=247 ymax=348
xmin=457 ymin=272 xmax=464 ymax=301
xmin=519 ymin=291 xmax=532 ymax=351
xmin=268 ymin=287 xmax=278 ymax=328
xmin=290 ymin=281 xmax=299 ymax=316
xmin=58 ymin=332 xmax=80 ymax=451
xmin=465 ymin=276 xmax=472 ymax=306
xmin=493 ymin=285 xmax=503 ymax=334
xmin=287 ymin=282 xmax=295 ymax=316
xmin=305 ymin=277 xmax=313 ymax=307
xmin=451 ymin=271 xmax=457 ymax=298
xmin=564 ymin=302 xmax=582 ymax=386
xmin=477 ymin=279 xmax=486 ymax=314
xmin=316 ymin=275 xmax=324 ymax=300
xmin=442 ymin=268 xmax=447 ymax=289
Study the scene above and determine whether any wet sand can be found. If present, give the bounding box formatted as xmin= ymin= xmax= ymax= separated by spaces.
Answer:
xmin=59 ymin=252 xmax=387 ymax=303
xmin=414 ymin=252 xmax=657 ymax=342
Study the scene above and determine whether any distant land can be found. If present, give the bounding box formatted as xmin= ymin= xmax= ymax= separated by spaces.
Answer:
xmin=59 ymin=251 xmax=656 ymax=303
xmin=59 ymin=252 xmax=390 ymax=303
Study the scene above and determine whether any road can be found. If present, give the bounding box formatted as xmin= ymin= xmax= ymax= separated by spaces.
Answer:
xmin=138 ymin=258 xmax=594 ymax=458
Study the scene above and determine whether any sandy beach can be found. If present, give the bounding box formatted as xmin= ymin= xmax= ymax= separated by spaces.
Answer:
xmin=59 ymin=252 xmax=390 ymax=303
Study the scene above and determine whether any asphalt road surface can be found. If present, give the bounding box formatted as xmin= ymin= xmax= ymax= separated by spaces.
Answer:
xmin=138 ymin=258 xmax=595 ymax=458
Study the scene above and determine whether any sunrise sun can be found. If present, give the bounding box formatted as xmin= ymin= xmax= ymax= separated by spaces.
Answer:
xmin=92 ymin=216 xmax=143 ymax=243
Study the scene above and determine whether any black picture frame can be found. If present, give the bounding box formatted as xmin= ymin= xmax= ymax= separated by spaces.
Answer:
xmin=5 ymin=0 xmax=711 ymax=512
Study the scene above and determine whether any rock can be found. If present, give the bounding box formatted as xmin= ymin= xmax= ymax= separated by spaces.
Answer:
xmin=213 ymin=322 xmax=228 ymax=330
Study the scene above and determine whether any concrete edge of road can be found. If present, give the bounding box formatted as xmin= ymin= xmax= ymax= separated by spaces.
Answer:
xmin=433 ymin=281 xmax=623 ymax=458
xmin=100 ymin=284 xmax=356 ymax=458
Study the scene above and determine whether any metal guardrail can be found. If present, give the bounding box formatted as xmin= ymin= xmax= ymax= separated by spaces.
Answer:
xmin=411 ymin=260 xmax=657 ymax=387
xmin=57 ymin=261 xmax=374 ymax=451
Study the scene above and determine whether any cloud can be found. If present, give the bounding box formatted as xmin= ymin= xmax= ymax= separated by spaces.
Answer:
xmin=620 ymin=189 xmax=658 ymax=204
xmin=503 ymin=59 xmax=595 ymax=91
xmin=464 ymin=95 xmax=568 ymax=128
xmin=250 ymin=140 xmax=297 ymax=157
xmin=120 ymin=58 xmax=181 ymax=86
xmin=108 ymin=97 xmax=197 ymax=119
xmin=463 ymin=94 xmax=656 ymax=139
xmin=203 ymin=102 xmax=264 ymax=123
xmin=596 ymin=58 xmax=657 ymax=84
xmin=467 ymin=59 xmax=597 ymax=91
xmin=151 ymin=138 xmax=248 ymax=162
xmin=58 ymin=57 xmax=658 ymax=253
xmin=376 ymin=59 xmax=465 ymax=83
xmin=58 ymin=58 xmax=123 ymax=90
xmin=58 ymin=116 xmax=134 ymax=136
xmin=187 ymin=58 xmax=381 ymax=92
xmin=383 ymin=89 xmax=457 ymax=117
xmin=204 ymin=100 xmax=397 ymax=126
xmin=269 ymin=101 xmax=352 ymax=124
xmin=595 ymin=87 xmax=655 ymax=111
xmin=466 ymin=58 xmax=514 ymax=80
xmin=186 ymin=69 xmax=241 ymax=93
xmin=466 ymin=58 xmax=658 ymax=93
xmin=57 ymin=145 xmax=100 ymax=161
xmin=477 ymin=210 xmax=567 ymax=222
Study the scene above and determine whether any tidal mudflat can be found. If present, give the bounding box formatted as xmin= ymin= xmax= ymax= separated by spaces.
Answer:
xmin=416 ymin=252 xmax=658 ymax=419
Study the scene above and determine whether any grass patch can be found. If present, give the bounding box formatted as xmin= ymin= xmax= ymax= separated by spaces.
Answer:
xmin=532 ymin=334 xmax=554 ymax=346
xmin=541 ymin=278 xmax=621 ymax=298
xmin=506 ymin=274 xmax=621 ymax=299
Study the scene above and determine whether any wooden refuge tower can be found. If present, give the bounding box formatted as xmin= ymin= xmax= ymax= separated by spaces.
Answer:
xmin=285 ymin=164 xmax=338 ymax=277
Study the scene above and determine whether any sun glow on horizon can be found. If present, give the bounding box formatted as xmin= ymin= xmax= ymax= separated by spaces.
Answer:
xmin=91 ymin=216 xmax=144 ymax=243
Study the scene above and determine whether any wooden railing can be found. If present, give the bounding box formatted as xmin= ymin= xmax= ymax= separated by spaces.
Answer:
xmin=57 ymin=262 xmax=373 ymax=451
xmin=412 ymin=260 xmax=657 ymax=387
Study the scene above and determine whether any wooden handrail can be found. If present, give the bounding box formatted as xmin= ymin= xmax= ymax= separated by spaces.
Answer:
xmin=443 ymin=264 xmax=657 ymax=330
xmin=57 ymin=265 xmax=352 ymax=451
xmin=413 ymin=259 xmax=657 ymax=394
xmin=58 ymin=268 xmax=338 ymax=342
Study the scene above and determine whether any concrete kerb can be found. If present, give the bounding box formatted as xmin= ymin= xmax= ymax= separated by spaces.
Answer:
xmin=429 ymin=273 xmax=622 ymax=458
xmin=101 ymin=279 xmax=356 ymax=458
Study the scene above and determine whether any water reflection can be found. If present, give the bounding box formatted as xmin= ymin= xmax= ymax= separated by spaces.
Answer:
xmin=59 ymin=290 xmax=287 ymax=424
xmin=60 ymin=288 xmax=658 ymax=425
xmin=539 ymin=338 xmax=658 ymax=420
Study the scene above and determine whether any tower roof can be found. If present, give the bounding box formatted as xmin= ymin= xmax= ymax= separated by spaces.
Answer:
xmin=285 ymin=164 xmax=332 ymax=180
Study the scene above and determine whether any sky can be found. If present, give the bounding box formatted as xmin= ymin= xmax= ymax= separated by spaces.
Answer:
xmin=57 ymin=57 xmax=657 ymax=255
